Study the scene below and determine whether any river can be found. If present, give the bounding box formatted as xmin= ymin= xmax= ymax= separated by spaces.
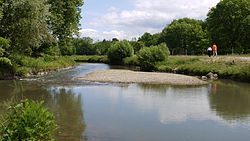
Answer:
xmin=0 ymin=63 xmax=250 ymax=141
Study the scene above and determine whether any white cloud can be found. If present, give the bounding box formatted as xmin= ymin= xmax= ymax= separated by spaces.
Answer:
xmin=79 ymin=28 xmax=130 ymax=41
xmin=82 ymin=0 xmax=221 ymax=40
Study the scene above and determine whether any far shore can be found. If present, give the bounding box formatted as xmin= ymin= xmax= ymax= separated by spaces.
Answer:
xmin=77 ymin=69 xmax=208 ymax=86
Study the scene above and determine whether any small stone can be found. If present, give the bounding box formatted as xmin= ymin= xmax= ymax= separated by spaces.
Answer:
xmin=212 ymin=74 xmax=218 ymax=80
xmin=201 ymin=76 xmax=208 ymax=80
xmin=206 ymin=72 xmax=214 ymax=79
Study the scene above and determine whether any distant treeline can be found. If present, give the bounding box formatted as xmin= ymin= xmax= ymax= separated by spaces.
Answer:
xmin=73 ymin=0 xmax=250 ymax=56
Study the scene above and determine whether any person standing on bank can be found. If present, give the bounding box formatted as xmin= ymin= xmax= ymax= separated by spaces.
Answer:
xmin=207 ymin=46 xmax=212 ymax=57
xmin=212 ymin=43 xmax=218 ymax=56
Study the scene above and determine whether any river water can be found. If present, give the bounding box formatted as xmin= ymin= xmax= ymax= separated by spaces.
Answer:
xmin=0 ymin=63 xmax=250 ymax=141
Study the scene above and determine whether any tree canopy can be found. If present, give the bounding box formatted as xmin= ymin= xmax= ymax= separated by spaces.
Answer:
xmin=0 ymin=0 xmax=51 ymax=55
xmin=161 ymin=18 xmax=209 ymax=55
xmin=206 ymin=0 xmax=250 ymax=54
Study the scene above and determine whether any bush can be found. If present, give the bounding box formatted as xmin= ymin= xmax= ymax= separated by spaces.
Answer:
xmin=107 ymin=41 xmax=134 ymax=65
xmin=0 ymin=37 xmax=10 ymax=57
xmin=44 ymin=46 xmax=60 ymax=56
xmin=0 ymin=57 xmax=12 ymax=68
xmin=43 ymin=55 xmax=55 ymax=62
xmin=137 ymin=43 xmax=170 ymax=71
xmin=123 ymin=55 xmax=139 ymax=66
xmin=0 ymin=99 xmax=57 ymax=141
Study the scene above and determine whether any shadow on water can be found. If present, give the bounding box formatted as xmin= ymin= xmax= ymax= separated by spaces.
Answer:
xmin=209 ymin=80 xmax=250 ymax=121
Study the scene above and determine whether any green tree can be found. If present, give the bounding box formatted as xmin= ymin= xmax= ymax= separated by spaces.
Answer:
xmin=73 ymin=37 xmax=96 ymax=55
xmin=130 ymin=41 xmax=145 ymax=54
xmin=161 ymin=18 xmax=209 ymax=55
xmin=138 ymin=32 xmax=153 ymax=47
xmin=107 ymin=41 xmax=134 ymax=65
xmin=137 ymin=43 xmax=170 ymax=71
xmin=0 ymin=0 xmax=52 ymax=55
xmin=48 ymin=0 xmax=84 ymax=55
xmin=93 ymin=40 xmax=112 ymax=55
xmin=206 ymin=0 xmax=250 ymax=54
xmin=112 ymin=38 xmax=119 ymax=42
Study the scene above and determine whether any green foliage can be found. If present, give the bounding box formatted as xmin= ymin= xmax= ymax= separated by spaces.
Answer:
xmin=0 ymin=57 xmax=12 ymax=68
xmin=73 ymin=37 xmax=96 ymax=55
xmin=43 ymin=45 xmax=61 ymax=56
xmin=73 ymin=55 xmax=109 ymax=63
xmin=137 ymin=44 xmax=170 ymax=71
xmin=138 ymin=33 xmax=161 ymax=47
xmin=59 ymin=40 xmax=76 ymax=56
xmin=138 ymin=32 xmax=153 ymax=47
xmin=123 ymin=55 xmax=139 ymax=66
xmin=0 ymin=37 xmax=10 ymax=57
xmin=0 ymin=0 xmax=52 ymax=55
xmin=0 ymin=57 xmax=13 ymax=79
xmin=129 ymin=41 xmax=145 ymax=54
xmin=0 ymin=99 xmax=57 ymax=141
xmin=93 ymin=40 xmax=113 ymax=55
xmin=10 ymin=54 xmax=75 ymax=76
xmin=161 ymin=18 xmax=209 ymax=55
xmin=48 ymin=0 xmax=84 ymax=54
xmin=155 ymin=56 xmax=250 ymax=82
xmin=206 ymin=0 xmax=250 ymax=54
xmin=107 ymin=41 xmax=134 ymax=65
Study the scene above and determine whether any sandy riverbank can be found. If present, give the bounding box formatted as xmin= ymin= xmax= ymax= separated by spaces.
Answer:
xmin=78 ymin=69 xmax=208 ymax=86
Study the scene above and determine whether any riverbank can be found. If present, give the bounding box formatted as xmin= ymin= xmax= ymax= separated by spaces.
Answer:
xmin=155 ymin=56 xmax=250 ymax=82
xmin=73 ymin=55 xmax=250 ymax=83
xmin=0 ymin=55 xmax=76 ymax=79
xmin=78 ymin=69 xmax=208 ymax=85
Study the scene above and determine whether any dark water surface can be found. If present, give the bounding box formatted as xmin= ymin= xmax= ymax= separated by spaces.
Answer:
xmin=0 ymin=63 xmax=250 ymax=141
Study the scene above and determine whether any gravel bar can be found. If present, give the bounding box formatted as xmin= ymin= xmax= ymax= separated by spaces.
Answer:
xmin=78 ymin=69 xmax=208 ymax=86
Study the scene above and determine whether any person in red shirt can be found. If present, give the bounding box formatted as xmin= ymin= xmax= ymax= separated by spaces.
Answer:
xmin=212 ymin=43 xmax=218 ymax=56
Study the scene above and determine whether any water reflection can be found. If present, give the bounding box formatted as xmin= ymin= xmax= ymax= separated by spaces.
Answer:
xmin=209 ymin=81 xmax=250 ymax=121
xmin=1 ymin=63 xmax=250 ymax=141
xmin=48 ymin=87 xmax=87 ymax=141
xmin=0 ymin=81 xmax=87 ymax=141
xmin=136 ymin=84 xmax=215 ymax=124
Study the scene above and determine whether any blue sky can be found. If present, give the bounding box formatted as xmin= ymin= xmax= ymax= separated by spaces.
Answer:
xmin=80 ymin=0 xmax=220 ymax=41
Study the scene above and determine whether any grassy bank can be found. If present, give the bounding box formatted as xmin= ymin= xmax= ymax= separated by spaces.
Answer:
xmin=155 ymin=56 xmax=250 ymax=82
xmin=72 ymin=55 xmax=109 ymax=63
xmin=0 ymin=55 xmax=76 ymax=79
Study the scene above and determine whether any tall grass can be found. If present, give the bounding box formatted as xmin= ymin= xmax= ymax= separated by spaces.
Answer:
xmin=10 ymin=55 xmax=76 ymax=77
xmin=73 ymin=55 xmax=109 ymax=63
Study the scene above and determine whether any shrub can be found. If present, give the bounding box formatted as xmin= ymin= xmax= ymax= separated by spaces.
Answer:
xmin=0 ymin=57 xmax=12 ymax=68
xmin=44 ymin=46 xmax=60 ymax=56
xmin=107 ymin=41 xmax=134 ymax=65
xmin=0 ymin=99 xmax=57 ymax=141
xmin=43 ymin=55 xmax=55 ymax=62
xmin=123 ymin=55 xmax=139 ymax=66
xmin=137 ymin=43 xmax=170 ymax=71
xmin=0 ymin=37 xmax=10 ymax=57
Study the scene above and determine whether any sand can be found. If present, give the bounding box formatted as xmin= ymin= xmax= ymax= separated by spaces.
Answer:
xmin=77 ymin=69 xmax=208 ymax=86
